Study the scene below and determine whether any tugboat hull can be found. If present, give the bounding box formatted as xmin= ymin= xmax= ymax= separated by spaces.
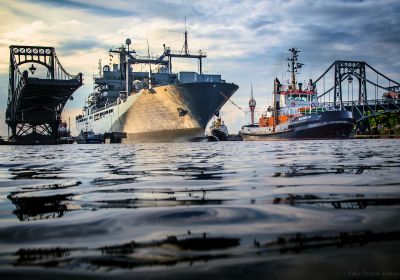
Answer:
xmin=210 ymin=129 xmax=228 ymax=141
xmin=241 ymin=111 xmax=355 ymax=140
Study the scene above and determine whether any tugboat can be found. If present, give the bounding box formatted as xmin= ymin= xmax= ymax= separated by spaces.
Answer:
xmin=208 ymin=116 xmax=229 ymax=141
xmin=239 ymin=48 xmax=355 ymax=140
xmin=75 ymin=129 xmax=103 ymax=144
xmin=57 ymin=121 xmax=74 ymax=144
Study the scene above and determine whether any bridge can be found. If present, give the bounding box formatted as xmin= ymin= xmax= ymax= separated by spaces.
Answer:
xmin=312 ymin=61 xmax=400 ymax=132
xmin=6 ymin=45 xmax=82 ymax=143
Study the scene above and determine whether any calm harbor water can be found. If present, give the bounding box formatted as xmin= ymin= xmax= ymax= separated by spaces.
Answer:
xmin=0 ymin=140 xmax=399 ymax=279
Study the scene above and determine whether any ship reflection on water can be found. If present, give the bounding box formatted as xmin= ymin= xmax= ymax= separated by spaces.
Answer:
xmin=273 ymin=194 xmax=400 ymax=209
xmin=0 ymin=140 xmax=399 ymax=279
xmin=13 ymin=233 xmax=241 ymax=270
xmin=7 ymin=162 xmax=229 ymax=219
xmin=12 ymin=229 xmax=400 ymax=271
xmin=8 ymin=193 xmax=71 ymax=221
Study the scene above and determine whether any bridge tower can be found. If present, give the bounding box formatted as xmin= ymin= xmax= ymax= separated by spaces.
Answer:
xmin=6 ymin=45 xmax=82 ymax=143
xmin=249 ymin=83 xmax=256 ymax=125
xmin=332 ymin=61 xmax=368 ymax=109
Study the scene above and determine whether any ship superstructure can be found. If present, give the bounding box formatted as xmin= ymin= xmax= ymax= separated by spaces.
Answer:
xmin=76 ymin=30 xmax=238 ymax=142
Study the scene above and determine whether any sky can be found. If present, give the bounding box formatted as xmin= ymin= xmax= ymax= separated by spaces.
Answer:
xmin=0 ymin=0 xmax=399 ymax=135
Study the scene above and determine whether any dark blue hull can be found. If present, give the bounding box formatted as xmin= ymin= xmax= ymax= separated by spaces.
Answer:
xmin=181 ymin=82 xmax=239 ymax=128
xmin=288 ymin=110 xmax=355 ymax=139
xmin=75 ymin=136 xmax=104 ymax=144
xmin=210 ymin=129 xmax=228 ymax=141
xmin=242 ymin=111 xmax=355 ymax=140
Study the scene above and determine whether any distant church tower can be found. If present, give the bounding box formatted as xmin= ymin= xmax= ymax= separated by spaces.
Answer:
xmin=249 ymin=83 xmax=256 ymax=124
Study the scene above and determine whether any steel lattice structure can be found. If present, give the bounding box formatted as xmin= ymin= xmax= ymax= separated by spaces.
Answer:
xmin=313 ymin=60 xmax=400 ymax=122
xmin=6 ymin=45 xmax=82 ymax=142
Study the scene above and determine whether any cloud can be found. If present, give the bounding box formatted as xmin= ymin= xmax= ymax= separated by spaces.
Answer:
xmin=57 ymin=37 xmax=109 ymax=55
xmin=248 ymin=19 xmax=274 ymax=30
xmin=22 ymin=0 xmax=136 ymax=17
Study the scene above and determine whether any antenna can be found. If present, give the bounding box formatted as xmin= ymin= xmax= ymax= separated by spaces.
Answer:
xmin=288 ymin=48 xmax=302 ymax=90
xmin=184 ymin=16 xmax=189 ymax=55
xmin=98 ymin=59 xmax=102 ymax=76
xmin=147 ymin=38 xmax=152 ymax=88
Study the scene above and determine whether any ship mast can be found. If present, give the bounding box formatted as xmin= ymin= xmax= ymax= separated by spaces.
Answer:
xmin=146 ymin=38 xmax=152 ymax=89
xmin=288 ymin=48 xmax=303 ymax=90
xmin=184 ymin=17 xmax=189 ymax=55
xmin=109 ymin=38 xmax=136 ymax=94
xmin=116 ymin=21 xmax=207 ymax=87
xmin=166 ymin=19 xmax=206 ymax=74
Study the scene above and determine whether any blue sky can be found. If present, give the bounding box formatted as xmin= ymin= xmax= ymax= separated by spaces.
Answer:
xmin=0 ymin=0 xmax=399 ymax=135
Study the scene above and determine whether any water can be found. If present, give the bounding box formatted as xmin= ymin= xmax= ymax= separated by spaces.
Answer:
xmin=0 ymin=140 xmax=399 ymax=279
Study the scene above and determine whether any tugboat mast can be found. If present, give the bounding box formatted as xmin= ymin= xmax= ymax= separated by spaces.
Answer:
xmin=288 ymin=48 xmax=303 ymax=90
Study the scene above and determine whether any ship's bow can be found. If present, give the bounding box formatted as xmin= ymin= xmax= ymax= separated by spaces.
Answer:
xmin=181 ymin=82 xmax=239 ymax=128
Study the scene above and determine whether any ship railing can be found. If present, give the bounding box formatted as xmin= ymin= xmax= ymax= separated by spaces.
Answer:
xmin=317 ymin=102 xmax=352 ymax=111
xmin=287 ymin=105 xmax=329 ymax=115
xmin=88 ymin=94 xmax=136 ymax=115
xmin=287 ymin=107 xmax=320 ymax=115
xmin=88 ymin=101 xmax=117 ymax=115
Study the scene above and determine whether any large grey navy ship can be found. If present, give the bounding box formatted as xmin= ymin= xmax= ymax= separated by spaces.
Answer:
xmin=75 ymin=30 xmax=238 ymax=142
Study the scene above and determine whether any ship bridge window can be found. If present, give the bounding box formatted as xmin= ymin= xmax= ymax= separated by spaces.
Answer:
xmin=291 ymin=94 xmax=312 ymax=101
xmin=300 ymin=94 xmax=309 ymax=101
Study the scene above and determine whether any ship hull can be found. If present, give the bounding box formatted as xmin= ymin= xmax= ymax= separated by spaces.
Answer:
xmin=240 ymin=111 xmax=355 ymax=141
xmin=126 ymin=128 xmax=204 ymax=143
xmin=76 ymin=82 xmax=238 ymax=142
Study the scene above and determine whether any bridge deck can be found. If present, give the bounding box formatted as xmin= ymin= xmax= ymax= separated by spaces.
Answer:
xmin=14 ymin=78 xmax=81 ymax=123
